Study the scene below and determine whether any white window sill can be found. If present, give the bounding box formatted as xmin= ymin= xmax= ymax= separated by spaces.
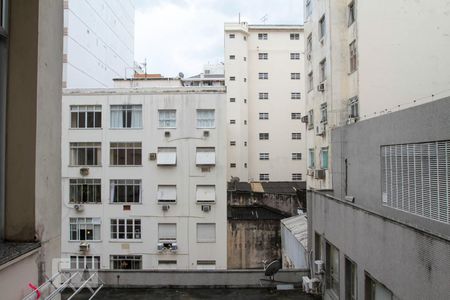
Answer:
xmin=69 ymin=128 xmax=103 ymax=130
xmin=109 ymin=240 xmax=143 ymax=243
xmin=109 ymin=165 xmax=143 ymax=167
xmin=109 ymin=127 xmax=143 ymax=130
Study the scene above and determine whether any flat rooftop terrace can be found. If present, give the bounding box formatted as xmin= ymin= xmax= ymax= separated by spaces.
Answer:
xmin=63 ymin=288 xmax=318 ymax=300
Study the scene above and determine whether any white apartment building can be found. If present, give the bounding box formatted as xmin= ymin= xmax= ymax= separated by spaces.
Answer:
xmin=224 ymin=23 xmax=306 ymax=182
xmin=183 ymin=63 xmax=225 ymax=87
xmin=61 ymin=87 xmax=227 ymax=270
xmin=63 ymin=0 xmax=135 ymax=88
xmin=304 ymin=0 xmax=450 ymax=190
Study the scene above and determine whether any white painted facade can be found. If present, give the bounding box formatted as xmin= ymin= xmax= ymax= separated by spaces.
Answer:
xmin=61 ymin=87 xmax=227 ymax=270
xmin=304 ymin=0 xmax=450 ymax=190
xmin=224 ymin=23 xmax=306 ymax=182
xmin=63 ymin=0 xmax=135 ymax=88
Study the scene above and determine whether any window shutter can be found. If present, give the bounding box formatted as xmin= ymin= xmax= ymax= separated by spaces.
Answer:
xmin=197 ymin=223 xmax=216 ymax=242
xmin=157 ymin=147 xmax=177 ymax=165
xmin=196 ymin=185 xmax=216 ymax=202
xmin=196 ymin=148 xmax=216 ymax=165
xmin=158 ymin=224 xmax=176 ymax=241
xmin=157 ymin=185 xmax=177 ymax=201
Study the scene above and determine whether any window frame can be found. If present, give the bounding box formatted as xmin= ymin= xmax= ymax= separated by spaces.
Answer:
xmin=109 ymin=142 xmax=142 ymax=166
xmin=259 ymin=112 xmax=269 ymax=120
xmin=157 ymin=185 xmax=177 ymax=204
xmin=349 ymin=40 xmax=358 ymax=73
xmin=320 ymin=59 xmax=327 ymax=82
xmin=70 ymin=178 xmax=101 ymax=204
xmin=110 ymin=105 xmax=142 ymax=129
xmin=196 ymin=109 xmax=215 ymax=129
xmin=69 ymin=142 xmax=101 ymax=166
xmin=70 ymin=255 xmax=100 ymax=270
xmin=320 ymin=147 xmax=329 ymax=170
xmin=291 ymin=113 xmax=301 ymax=120
xmin=291 ymin=73 xmax=301 ymax=80
xmin=292 ymin=153 xmax=302 ymax=160
xmin=345 ymin=256 xmax=358 ymax=300
xmin=259 ymin=133 xmax=269 ymax=140
xmin=110 ymin=255 xmax=142 ymax=270
xmin=196 ymin=223 xmax=216 ymax=243
xmin=308 ymin=148 xmax=315 ymax=169
xmin=325 ymin=241 xmax=340 ymax=296
xmin=258 ymin=53 xmax=268 ymax=60
xmin=110 ymin=218 xmax=141 ymax=240
xmin=348 ymin=1 xmax=356 ymax=26
xmin=292 ymin=173 xmax=302 ymax=181
xmin=259 ymin=153 xmax=269 ymax=160
xmin=259 ymin=92 xmax=269 ymax=100
xmin=291 ymin=132 xmax=302 ymax=140
xmin=258 ymin=72 xmax=268 ymax=80
xmin=71 ymin=105 xmax=102 ymax=129
xmin=320 ymin=103 xmax=328 ymax=124
xmin=290 ymin=52 xmax=300 ymax=60
xmin=258 ymin=33 xmax=268 ymax=40
xmin=69 ymin=217 xmax=101 ymax=241
xmin=110 ymin=179 xmax=141 ymax=203
xmin=319 ymin=15 xmax=326 ymax=40
xmin=291 ymin=92 xmax=301 ymax=100
xmin=308 ymin=72 xmax=314 ymax=92
xmin=158 ymin=109 xmax=176 ymax=128
xmin=259 ymin=173 xmax=270 ymax=181
xmin=290 ymin=33 xmax=300 ymax=40
xmin=348 ymin=96 xmax=359 ymax=119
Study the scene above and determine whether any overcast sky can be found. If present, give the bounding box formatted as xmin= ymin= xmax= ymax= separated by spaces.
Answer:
xmin=134 ymin=0 xmax=304 ymax=77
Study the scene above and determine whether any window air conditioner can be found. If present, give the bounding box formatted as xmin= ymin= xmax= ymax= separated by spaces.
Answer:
xmin=164 ymin=131 xmax=171 ymax=137
xmin=170 ymin=243 xmax=178 ymax=251
xmin=149 ymin=153 xmax=157 ymax=160
xmin=74 ymin=204 xmax=84 ymax=212
xmin=201 ymin=205 xmax=211 ymax=212
xmin=314 ymin=169 xmax=326 ymax=180
xmin=157 ymin=242 xmax=164 ymax=251
xmin=79 ymin=242 xmax=90 ymax=252
xmin=307 ymin=169 xmax=314 ymax=176
xmin=162 ymin=205 xmax=170 ymax=211
xmin=203 ymin=130 xmax=210 ymax=137
xmin=80 ymin=168 xmax=89 ymax=176
xmin=317 ymin=83 xmax=325 ymax=92
xmin=301 ymin=115 xmax=309 ymax=124
xmin=315 ymin=124 xmax=325 ymax=136
xmin=347 ymin=117 xmax=358 ymax=125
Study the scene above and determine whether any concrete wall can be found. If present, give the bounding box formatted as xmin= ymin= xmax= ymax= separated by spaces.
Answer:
xmin=280 ymin=224 xmax=307 ymax=269
xmin=309 ymin=98 xmax=450 ymax=299
xmin=61 ymin=88 xmax=227 ymax=270
xmin=227 ymin=220 xmax=281 ymax=269
xmin=229 ymin=192 xmax=301 ymax=216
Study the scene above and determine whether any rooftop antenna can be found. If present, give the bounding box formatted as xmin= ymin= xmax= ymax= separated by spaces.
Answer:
xmin=143 ymin=58 xmax=147 ymax=78
xmin=260 ymin=14 xmax=268 ymax=24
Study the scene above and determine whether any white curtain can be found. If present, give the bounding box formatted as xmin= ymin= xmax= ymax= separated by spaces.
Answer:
xmin=131 ymin=109 xmax=142 ymax=128
xmin=111 ymin=108 xmax=123 ymax=128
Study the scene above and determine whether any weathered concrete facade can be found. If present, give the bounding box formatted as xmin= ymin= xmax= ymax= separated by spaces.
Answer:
xmin=309 ymin=97 xmax=450 ymax=300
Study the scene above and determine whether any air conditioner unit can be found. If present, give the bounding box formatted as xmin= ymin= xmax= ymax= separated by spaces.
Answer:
xmin=302 ymin=276 xmax=321 ymax=294
xmin=162 ymin=205 xmax=170 ymax=211
xmin=317 ymin=83 xmax=325 ymax=92
xmin=307 ymin=169 xmax=314 ymax=176
xmin=347 ymin=117 xmax=358 ymax=125
xmin=301 ymin=115 xmax=309 ymax=124
xmin=79 ymin=242 xmax=90 ymax=252
xmin=201 ymin=205 xmax=211 ymax=212
xmin=149 ymin=153 xmax=157 ymax=160
xmin=314 ymin=260 xmax=324 ymax=274
xmin=315 ymin=124 xmax=325 ymax=136
xmin=170 ymin=243 xmax=178 ymax=251
xmin=73 ymin=204 xmax=84 ymax=212
xmin=80 ymin=168 xmax=89 ymax=176
xmin=203 ymin=130 xmax=210 ymax=137
xmin=164 ymin=131 xmax=171 ymax=137
xmin=157 ymin=242 xmax=164 ymax=251
xmin=314 ymin=169 xmax=326 ymax=180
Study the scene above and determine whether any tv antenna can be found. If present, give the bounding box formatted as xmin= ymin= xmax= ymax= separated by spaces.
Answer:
xmin=260 ymin=14 xmax=268 ymax=24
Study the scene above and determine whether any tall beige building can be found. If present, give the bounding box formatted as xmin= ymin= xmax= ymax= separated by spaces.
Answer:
xmin=224 ymin=23 xmax=306 ymax=182
xmin=304 ymin=0 xmax=450 ymax=190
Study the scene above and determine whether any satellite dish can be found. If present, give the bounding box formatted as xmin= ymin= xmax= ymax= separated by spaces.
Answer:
xmin=178 ymin=72 xmax=184 ymax=78
xmin=264 ymin=259 xmax=281 ymax=279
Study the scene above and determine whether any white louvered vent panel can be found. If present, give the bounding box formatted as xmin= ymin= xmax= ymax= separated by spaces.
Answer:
xmin=381 ymin=141 xmax=449 ymax=224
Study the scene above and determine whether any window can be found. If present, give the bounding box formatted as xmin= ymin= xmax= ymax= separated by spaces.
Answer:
xmin=70 ymin=142 xmax=101 ymax=166
xmin=244 ymin=141 xmax=247 ymax=146
xmin=111 ymin=218 xmax=141 ymax=240
xmin=348 ymin=96 xmax=359 ymax=119
xmin=110 ymin=105 xmax=142 ymax=128
xmin=158 ymin=223 xmax=176 ymax=242
xmin=230 ymin=141 xmax=236 ymax=146
xmin=158 ymin=109 xmax=176 ymax=128
xmin=381 ymin=141 xmax=450 ymax=224
xmin=196 ymin=147 xmax=216 ymax=165
xmin=157 ymin=185 xmax=177 ymax=204
xmin=345 ymin=257 xmax=357 ymax=300
xmin=320 ymin=59 xmax=327 ymax=82
xmin=230 ymin=119 xmax=236 ymax=124
xmin=291 ymin=92 xmax=301 ymax=100
xmin=290 ymin=53 xmax=300 ymax=60
xmin=320 ymin=147 xmax=329 ymax=169
xmin=229 ymin=76 xmax=235 ymax=81
xmin=308 ymin=72 xmax=313 ymax=91
xmin=292 ymin=173 xmax=302 ymax=181
xmin=305 ymin=0 xmax=312 ymax=19
xmin=314 ymin=232 xmax=322 ymax=260
xmin=110 ymin=142 xmax=142 ymax=166
xmin=243 ymin=57 xmax=246 ymax=61
xmin=259 ymin=113 xmax=269 ymax=120
xmin=258 ymin=72 xmax=268 ymax=80
xmin=291 ymin=113 xmax=301 ymax=119
xmin=110 ymin=255 xmax=142 ymax=270
xmin=70 ymin=179 xmax=101 ymax=203
xmin=365 ymin=273 xmax=393 ymax=300
xmin=259 ymin=133 xmax=269 ymax=140
xmin=326 ymin=241 xmax=340 ymax=296
xmin=70 ymin=256 xmax=100 ymax=270
xmin=230 ymin=97 xmax=236 ymax=102
xmin=308 ymin=110 xmax=314 ymax=130
xmin=348 ymin=1 xmax=356 ymax=26
xmin=259 ymin=174 xmax=269 ymax=181
xmin=258 ymin=33 xmax=268 ymax=40
xmin=197 ymin=260 xmax=216 ymax=270
xmin=290 ymin=33 xmax=300 ymax=40
xmin=259 ymin=153 xmax=269 ymax=160
xmin=229 ymin=33 xmax=235 ymax=39
xmin=110 ymin=179 xmax=141 ymax=203
xmin=291 ymin=73 xmax=301 ymax=80
xmin=292 ymin=153 xmax=302 ymax=160
xmin=69 ymin=218 xmax=101 ymax=241
xmin=244 ymin=163 xmax=247 ymax=168
xmin=196 ymin=185 xmax=215 ymax=203
xmin=319 ymin=15 xmax=326 ymax=39
xmin=229 ymin=55 xmax=235 ymax=60
xmin=243 ymin=78 xmax=247 ymax=82
xmin=292 ymin=133 xmax=302 ymax=140
xmin=230 ymin=163 xmax=236 ymax=168
xmin=349 ymin=40 xmax=358 ymax=72
xmin=159 ymin=260 xmax=177 ymax=266
xmin=244 ymin=99 xmax=247 ymax=103
xmin=308 ymin=148 xmax=315 ymax=168
xmin=306 ymin=34 xmax=312 ymax=60
xmin=259 ymin=53 xmax=268 ymax=60
xmin=244 ymin=120 xmax=247 ymax=125
xmin=259 ymin=92 xmax=269 ymax=100
xmin=70 ymin=105 xmax=101 ymax=128
xmin=197 ymin=223 xmax=216 ymax=243
xmin=157 ymin=147 xmax=177 ymax=165
xmin=320 ymin=103 xmax=328 ymax=123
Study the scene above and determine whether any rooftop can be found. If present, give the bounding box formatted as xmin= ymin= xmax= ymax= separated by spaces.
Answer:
xmin=281 ymin=214 xmax=308 ymax=249
xmin=228 ymin=205 xmax=290 ymax=220
xmin=228 ymin=181 xmax=306 ymax=195
xmin=63 ymin=86 xmax=226 ymax=95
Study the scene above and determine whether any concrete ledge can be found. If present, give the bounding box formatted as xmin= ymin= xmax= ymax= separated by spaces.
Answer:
xmin=85 ymin=269 xmax=309 ymax=288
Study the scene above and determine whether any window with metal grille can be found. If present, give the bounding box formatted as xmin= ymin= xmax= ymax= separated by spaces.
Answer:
xmin=71 ymin=105 xmax=101 ymax=128
xmin=292 ymin=173 xmax=302 ymax=181
xmin=381 ymin=141 xmax=450 ymax=224
xmin=110 ymin=179 xmax=141 ymax=203
xmin=259 ymin=113 xmax=269 ymax=120
xmin=259 ymin=133 xmax=269 ymax=140
xmin=70 ymin=179 xmax=101 ymax=203
xmin=110 ymin=105 xmax=142 ymax=128
xmin=291 ymin=113 xmax=301 ymax=119
xmin=70 ymin=142 xmax=101 ymax=166
xmin=259 ymin=153 xmax=269 ymax=160
xmin=258 ymin=33 xmax=268 ymax=40
xmin=259 ymin=92 xmax=269 ymax=100
xmin=258 ymin=72 xmax=268 ymax=80
xmin=259 ymin=174 xmax=269 ymax=181
xmin=110 ymin=218 xmax=141 ymax=239
xmin=291 ymin=92 xmax=301 ymax=100
xmin=291 ymin=73 xmax=301 ymax=80
xmin=290 ymin=33 xmax=300 ymax=40
xmin=110 ymin=142 xmax=142 ymax=165
xmin=290 ymin=53 xmax=300 ymax=60
xmin=110 ymin=255 xmax=142 ymax=270
xmin=259 ymin=53 xmax=268 ymax=60
xmin=70 ymin=256 xmax=100 ymax=270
